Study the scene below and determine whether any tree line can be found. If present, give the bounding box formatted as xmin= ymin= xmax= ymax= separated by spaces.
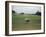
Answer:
xmin=12 ymin=10 xmax=41 ymax=16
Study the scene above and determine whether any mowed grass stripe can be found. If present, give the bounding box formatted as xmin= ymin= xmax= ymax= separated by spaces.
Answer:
xmin=12 ymin=15 xmax=41 ymax=31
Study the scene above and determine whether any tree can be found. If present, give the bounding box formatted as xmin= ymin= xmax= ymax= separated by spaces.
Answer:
xmin=12 ymin=10 xmax=15 ymax=14
xmin=20 ymin=12 xmax=24 ymax=15
xmin=35 ymin=11 xmax=41 ymax=16
xmin=12 ymin=10 xmax=16 ymax=15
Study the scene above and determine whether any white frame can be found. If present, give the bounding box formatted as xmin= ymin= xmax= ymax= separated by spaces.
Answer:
xmin=9 ymin=3 xmax=44 ymax=35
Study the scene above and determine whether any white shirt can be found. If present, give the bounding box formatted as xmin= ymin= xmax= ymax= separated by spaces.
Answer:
xmin=25 ymin=18 xmax=30 ymax=20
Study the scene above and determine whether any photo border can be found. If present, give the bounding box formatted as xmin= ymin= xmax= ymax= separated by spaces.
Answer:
xmin=5 ymin=1 xmax=45 ymax=36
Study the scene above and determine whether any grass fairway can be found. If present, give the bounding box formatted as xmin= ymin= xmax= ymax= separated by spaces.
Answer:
xmin=12 ymin=15 xmax=41 ymax=31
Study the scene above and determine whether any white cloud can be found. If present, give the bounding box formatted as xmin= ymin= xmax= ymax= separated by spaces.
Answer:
xmin=12 ymin=5 xmax=41 ymax=14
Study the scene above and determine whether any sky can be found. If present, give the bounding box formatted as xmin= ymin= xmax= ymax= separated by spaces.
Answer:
xmin=12 ymin=5 xmax=41 ymax=14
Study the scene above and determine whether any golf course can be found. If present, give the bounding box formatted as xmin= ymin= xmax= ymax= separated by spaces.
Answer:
xmin=12 ymin=15 xmax=41 ymax=31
